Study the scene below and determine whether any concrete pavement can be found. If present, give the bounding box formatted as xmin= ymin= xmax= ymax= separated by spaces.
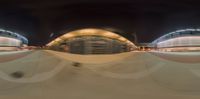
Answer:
xmin=0 ymin=50 xmax=199 ymax=99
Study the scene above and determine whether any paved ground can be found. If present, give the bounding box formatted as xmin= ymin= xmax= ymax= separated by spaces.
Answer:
xmin=0 ymin=51 xmax=33 ymax=63
xmin=0 ymin=50 xmax=200 ymax=99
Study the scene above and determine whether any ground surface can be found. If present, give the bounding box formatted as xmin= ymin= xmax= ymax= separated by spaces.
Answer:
xmin=0 ymin=50 xmax=200 ymax=99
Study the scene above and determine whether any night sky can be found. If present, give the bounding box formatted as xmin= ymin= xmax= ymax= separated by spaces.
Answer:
xmin=0 ymin=0 xmax=200 ymax=45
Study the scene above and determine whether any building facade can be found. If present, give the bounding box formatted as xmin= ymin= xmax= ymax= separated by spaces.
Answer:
xmin=0 ymin=29 xmax=28 ymax=51
xmin=47 ymin=28 xmax=136 ymax=54
xmin=152 ymin=29 xmax=200 ymax=51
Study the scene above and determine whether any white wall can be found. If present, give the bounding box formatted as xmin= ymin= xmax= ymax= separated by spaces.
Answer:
xmin=157 ymin=36 xmax=200 ymax=48
xmin=0 ymin=36 xmax=22 ymax=47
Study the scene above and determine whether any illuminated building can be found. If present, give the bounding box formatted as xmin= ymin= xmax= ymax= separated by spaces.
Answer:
xmin=0 ymin=29 xmax=28 ymax=51
xmin=152 ymin=29 xmax=200 ymax=51
xmin=47 ymin=28 xmax=136 ymax=54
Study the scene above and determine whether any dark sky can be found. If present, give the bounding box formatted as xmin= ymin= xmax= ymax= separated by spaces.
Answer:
xmin=0 ymin=0 xmax=200 ymax=45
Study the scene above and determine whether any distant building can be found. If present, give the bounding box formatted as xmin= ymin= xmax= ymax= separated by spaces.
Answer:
xmin=138 ymin=43 xmax=154 ymax=51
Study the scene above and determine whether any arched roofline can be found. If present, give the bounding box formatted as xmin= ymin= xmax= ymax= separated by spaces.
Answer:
xmin=0 ymin=28 xmax=28 ymax=44
xmin=47 ymin=28 xmax=136 ymax=47
xmin=152 ymin=28 xmax=200 ymax=44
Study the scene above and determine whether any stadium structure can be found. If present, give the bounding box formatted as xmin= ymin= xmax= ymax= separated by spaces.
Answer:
xmin=152 ymin=29 xmax=200 ymax=51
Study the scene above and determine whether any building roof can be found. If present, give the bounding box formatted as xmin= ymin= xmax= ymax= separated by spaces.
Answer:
xmin=0 ymin=29 xmax=28 ymax=44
